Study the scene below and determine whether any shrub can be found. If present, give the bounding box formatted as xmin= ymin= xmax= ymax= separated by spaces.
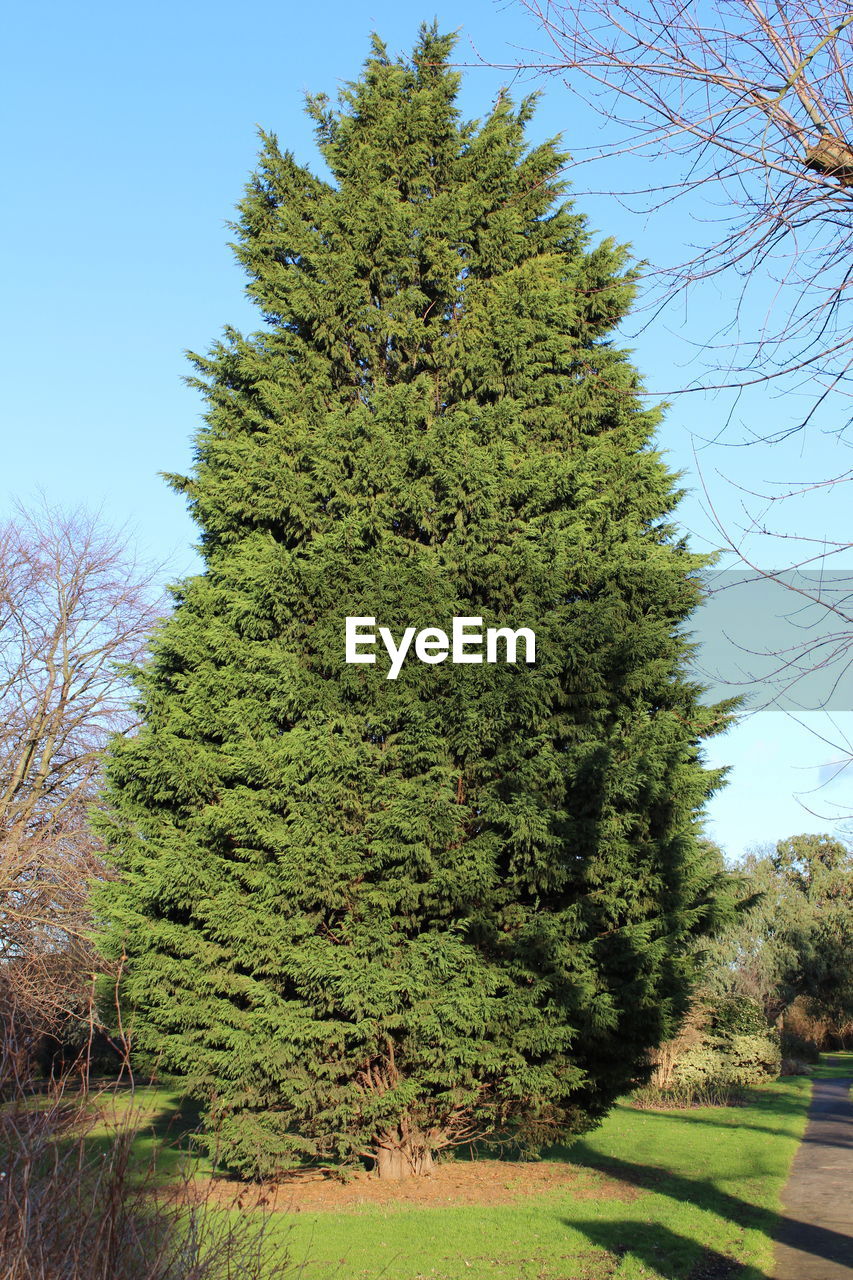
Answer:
xmin=710 ymin=994 xmax=767 ymax=1037
xmin=721 ymin=1032 xmax=781 ymax=1086
xmin=779 ymin=1024 xmax=821 ymax=1064
xmin=780 ymin=1057 xmax=815 ymax=1076
xmin=636 ymin=997 xmax=781 ymax=1107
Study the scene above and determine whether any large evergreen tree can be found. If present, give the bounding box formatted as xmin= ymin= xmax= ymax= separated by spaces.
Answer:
xmin=97 ymin=26 xmax=729 ymax=1179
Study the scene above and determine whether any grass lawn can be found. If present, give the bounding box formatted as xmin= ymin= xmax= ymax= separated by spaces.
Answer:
xmin=94 ymin=1065 xmax=823 ymax=1280
xmin=267 ymin=1078 xmax=811 ymax=1279
xmin=811 ymin=1049 xmax=853 ymax=1080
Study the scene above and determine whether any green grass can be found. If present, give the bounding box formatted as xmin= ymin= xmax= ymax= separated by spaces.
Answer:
xmin=811 ymin=1049 xmax=853 ymax=1080
xmin=84 ymin=1061 xmax=839 ymax=1279
xmin=76 ymin=1082 xmax=212 ymax=1182
xmin=263 ymin=1078 xmax=811 ymax=1279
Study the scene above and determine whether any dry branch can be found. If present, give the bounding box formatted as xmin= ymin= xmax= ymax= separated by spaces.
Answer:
xmin=512 ymin=0 xmax=853 ymax=414
xmin=0 ymin=502 xmax=160 ymax=1067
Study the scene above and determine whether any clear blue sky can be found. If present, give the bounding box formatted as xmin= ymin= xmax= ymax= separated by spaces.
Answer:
xmin=4 ymin=0 xmax=851 ymax=858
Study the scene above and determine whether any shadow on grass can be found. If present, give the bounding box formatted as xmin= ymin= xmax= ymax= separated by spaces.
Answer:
xmin=61 ymin=1072 xmax=853 ymax=1278
xmin=813 ymin=1054 xmax=853 ymax=1080
xmin=561 ymin=1218 xmax=757 ymax=1280
xmin=557 ymin=1143 xmax=853 ymax=1279
xmin=75 ymin=1091 xmax=206 ymax=1183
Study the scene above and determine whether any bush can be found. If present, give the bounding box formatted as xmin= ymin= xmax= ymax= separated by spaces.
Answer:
xmin=721 ymin=1032 xmax=782 ymax=1086
xmin=635 ymin=998 xmax=781 ymax=1108
xmin=781 ymin=997 xmax=853 ymax=1052
xmin=710 ymin=995 xmax=767 ymax=1037
xmin=780 ymin=1057 xmax=815 ymax=1076
xmin=672 ymin=1031 xmax=779 ymax=1093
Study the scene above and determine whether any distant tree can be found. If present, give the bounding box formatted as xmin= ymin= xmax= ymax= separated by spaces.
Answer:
xmin=773 ymin=833 xmax=853 ymax=1026
xmin=97 ymin=26 xmax=731 ymax=1180
xmin=699 ymin=849 xmax=800 ymax=1019
xmin=0 ymin=502 xmax=158 ymax=1074
xmin=703 ymin=833 xmax=853 ymax=1032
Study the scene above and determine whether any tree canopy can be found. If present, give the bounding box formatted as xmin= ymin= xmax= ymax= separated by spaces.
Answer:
xmin=702 ymin=833 xmax=853 ymax=1033
xmin=96 ymin=25 xmax=730 ymax=1179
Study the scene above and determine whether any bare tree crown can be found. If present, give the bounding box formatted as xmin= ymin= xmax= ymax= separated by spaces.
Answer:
xmin=0 ymin=503 xmax=159 ymax=1046
xmin=520 ymin=0 xmax=853 ymax=413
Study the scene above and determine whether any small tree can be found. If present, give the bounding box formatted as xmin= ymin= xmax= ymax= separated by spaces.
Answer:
xmin=0 ymin=502 xmax=158 ymax=1074
xmin=97 ymin=26 xmax=731 ymax=1179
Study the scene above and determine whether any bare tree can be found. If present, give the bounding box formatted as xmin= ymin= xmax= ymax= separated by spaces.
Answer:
xmin=510 ymin=0 xmax=853 ymax=427
xmin=494 ymin=2 xmax=853 ymax=818
xmin=0 ymin=502 xmax=160 ymax=1071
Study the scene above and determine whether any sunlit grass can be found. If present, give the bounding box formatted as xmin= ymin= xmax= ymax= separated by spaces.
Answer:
xmin=79 ymin=1081 xmax=212 ymax=1181
xmin=811 ymin=1049 xmax=853 ymax=1080
xmin=81 ymin=1064 xmax=825 ymax=1278
xmin=241 ymin=1077 xmax=812 ymax=1278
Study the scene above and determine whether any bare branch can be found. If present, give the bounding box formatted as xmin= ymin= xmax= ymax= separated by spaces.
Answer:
xmin=0 ymin=501 xmax=161 ymax=1065
xmin=510 ymin=0 xmax=853 ymax=419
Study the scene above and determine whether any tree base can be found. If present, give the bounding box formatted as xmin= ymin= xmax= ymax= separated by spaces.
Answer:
xmin=374 ymin=1144 xmax=435 ymax=1179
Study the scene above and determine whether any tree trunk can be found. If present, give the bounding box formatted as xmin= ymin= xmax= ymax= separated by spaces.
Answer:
xmin=374 ymin=1132 xmax=435 ymax=1179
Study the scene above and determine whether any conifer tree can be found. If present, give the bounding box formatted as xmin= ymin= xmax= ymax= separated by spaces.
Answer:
xmin=97 ymin=26 xmax=730 ymax=1179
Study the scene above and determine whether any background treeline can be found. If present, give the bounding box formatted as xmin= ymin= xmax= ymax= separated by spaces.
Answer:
xmin=638 ymin=833 xmax=853 ymax=1107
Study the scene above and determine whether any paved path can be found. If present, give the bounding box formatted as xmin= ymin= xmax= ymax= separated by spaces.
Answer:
xmin=774 ymin=1064 xmax=853 ymax=1279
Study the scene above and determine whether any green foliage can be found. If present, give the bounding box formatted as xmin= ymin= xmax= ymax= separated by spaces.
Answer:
xmin=637 ymin=990 xmax=780 ymax=1108
xmin=96 ymin=25 xmax=730 ymax=1178
xmin=634 ymin=830 xmax=853 ymax=1104
xmin=639 ymin=1026 xmax=780 ymax=1109
xmin=710 ymin=993 xmax=767 ymax=1037
xmin=722 ymin=1032 xmax=781 ymax=1085
xmin=773 ymin=834 xmax=853 ymax=1026
xmin=702 ymin=833 xmax=853 ymax=1034
xmin=678 ymin=1030 xmax=779 ymax=1091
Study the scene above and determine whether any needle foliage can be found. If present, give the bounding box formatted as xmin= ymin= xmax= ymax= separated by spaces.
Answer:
xmin=96 ymin=25 xmax=730 ymax=1179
